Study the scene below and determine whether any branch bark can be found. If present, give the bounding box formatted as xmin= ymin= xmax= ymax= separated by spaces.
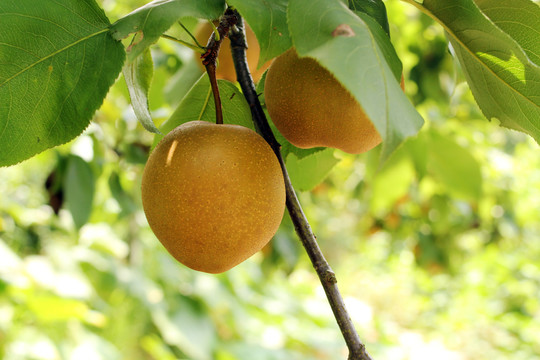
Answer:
xmin=228 ymin=11 xmax=373 ymax=360
xmin=200 ymin=8 xmax=237 ymax=124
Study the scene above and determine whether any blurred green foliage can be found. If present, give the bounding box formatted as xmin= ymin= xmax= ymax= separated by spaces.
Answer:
xmin=1 ymin=0 xmax=539 ymax=359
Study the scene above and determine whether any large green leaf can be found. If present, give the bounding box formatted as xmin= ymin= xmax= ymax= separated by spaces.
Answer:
xmin=288 ymin=0 xmax=424 ymax=161
xmin=409 ymin=0 xmax=540 ymax=142
xmin=110 ymin=0 xmax=226 ymax=61
xmin=0 ymin=0 xmax=125 ymax=167
xmin=227 ymin=0 xmax=291 ymax=64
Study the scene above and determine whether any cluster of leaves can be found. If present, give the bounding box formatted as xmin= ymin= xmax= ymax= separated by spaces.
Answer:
xmin=1 ymin=0 xmax=538 ymax=172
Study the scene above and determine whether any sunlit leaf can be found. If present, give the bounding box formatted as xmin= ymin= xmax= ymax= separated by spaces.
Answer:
xmin=370 ymin=149 xmax=416 ymax=214
xmin=414 ymin=0 xmax=540 ymax=142
xmin=27 ymin=295 xmax=88 ymax=323
xmin=475 ymin=0 xmax=540 ymax=66
xmin=0 ymin=0 xmax=125 ymax=167
xmin=285 ymin=150 xmax=340 ymax=191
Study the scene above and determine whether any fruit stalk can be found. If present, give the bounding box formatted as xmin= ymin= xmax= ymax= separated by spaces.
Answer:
xmin=200 ymin=8 xmax=237 ymax=124
xmin=229 ymin=11 xmax=373 ymax=360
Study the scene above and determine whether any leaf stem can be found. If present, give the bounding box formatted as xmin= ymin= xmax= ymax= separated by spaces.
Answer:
xmin=160 ymin=34 xmax=205 ymax=53
xmin=200 ymin=8 xmax=238 ymax=125
xmin=229 ymin=10 xmax=373 ymax=360
xmin=178 ymin=21 xmax=205 ymax=49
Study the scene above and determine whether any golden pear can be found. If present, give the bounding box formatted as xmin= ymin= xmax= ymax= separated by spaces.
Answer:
xmin=195 ymin=22 xmax=271 ymax=82
xmin=265 ymin=48 xmax=392 ymax=154
xmin=141 ymin=121 xmax=285 ymax=273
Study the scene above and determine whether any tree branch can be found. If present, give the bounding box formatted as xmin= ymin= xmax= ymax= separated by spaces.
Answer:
xmin=228 ymin=10 xmax=373 ymax=360
xmin=200 ymin=9 xmax=237 ymax=124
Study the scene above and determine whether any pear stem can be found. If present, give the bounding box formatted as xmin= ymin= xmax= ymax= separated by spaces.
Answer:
xmin=229 ymin=10 xmax=373 ymax=360
xmin=200 ymin=8 xmax=237 ymax=125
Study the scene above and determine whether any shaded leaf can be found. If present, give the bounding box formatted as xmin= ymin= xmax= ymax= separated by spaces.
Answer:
xmin=123 ymin=49 xmax=161 ymax=133
xmin=348 ymin=0 xmax=390 ymax=37
xmin=0 ymin=0 xmax=125 ymax=167
xmin=109 ymin=171 xmax=136 ymax=216
xmin=288 ymin=0 xmax=423 ymax=161
xmin=64 ymin=155 xmax=95 ymax=229
xmin=110 ymin=0 xmax=226 ymax=61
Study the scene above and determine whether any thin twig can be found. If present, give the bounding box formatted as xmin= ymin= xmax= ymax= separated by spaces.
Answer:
xmin=228 ymin=10 xmax=373 ymax=360
xmin=200 ymin=9 xmax=238 ymax=125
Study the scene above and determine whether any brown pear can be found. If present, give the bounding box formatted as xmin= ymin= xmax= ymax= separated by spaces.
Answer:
xmin=264 ymin=48 xmax=389 ymax=154
xmin=195 ymin=22 xmax=271 ymax=83
xmin=141 ymin=121 xmax=285 ymax=273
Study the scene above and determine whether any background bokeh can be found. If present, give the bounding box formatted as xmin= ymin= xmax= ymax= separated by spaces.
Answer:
xmin=1 ymin=1 xmax=539 ymax=359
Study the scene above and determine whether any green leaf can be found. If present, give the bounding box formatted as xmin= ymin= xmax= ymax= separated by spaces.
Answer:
xmin=285 ymin=149 xmax=340 ymax=191
xmin=370 ymin=148 xmax=416 ymax=215
xmin=64 ymin=155 xmax=95 ymax=229
xmin=414 ymin=0 xmax=540 ymax=143
xmin=475 ymin=0 xmax=540 ymax=66
xmin=123 ymin=49 xmax=161 ymax=134
xmin=155 ymin=75 xmax=254 ymax=144
xmin=0 ymin=0 xmax=125 ymax=167
xmin=110 ymin=0 xmax=226 ymax=61
xmin=355 ymin=11 xmax=402 ymax=81
xmin=427 ymin=130 xmax=482 ymax=201
xmin=288 ymin=0 xmax=423 ymax=161
xmin=27 ymin=295 xmax=89 ymax=323
xmin=227 ymin=0 xmax=292 ymax=64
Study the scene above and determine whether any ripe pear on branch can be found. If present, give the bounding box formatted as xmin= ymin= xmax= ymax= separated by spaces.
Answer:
xmin=265 ymin=48 xmax=405 ymax=154
xmin=142 ymin=121 xmax=286 ymax=274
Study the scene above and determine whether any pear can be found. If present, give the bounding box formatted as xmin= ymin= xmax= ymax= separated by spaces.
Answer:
xmin=264 ymin=48 xmax=385 ymax=154
xmin=142 ymin=121 xmax=285 ymax=273
xmin=195 ymin=22 xmax=270 ymax=83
